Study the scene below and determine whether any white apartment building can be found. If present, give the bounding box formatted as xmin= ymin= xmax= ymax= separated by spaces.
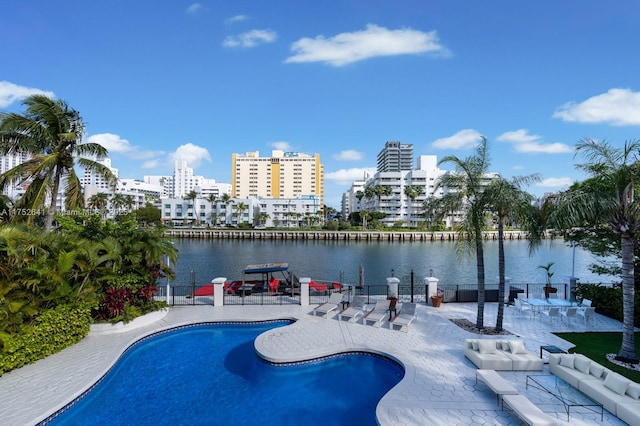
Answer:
xmin=80 ymin=157 xmax=118 ymax=189
xmin=161 ymin=195 xmax=321 ymax=228
xmin=145 ymin=159 xmax=231 ymax=199
xmin=232 ymin=150 xmax=324 ymax=207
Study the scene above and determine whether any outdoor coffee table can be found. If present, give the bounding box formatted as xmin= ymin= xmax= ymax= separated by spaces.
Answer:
xmin=540 ymin=345 xmax=567 ymax=359
xmin=526 ymin=374 xmax=603 ymax=421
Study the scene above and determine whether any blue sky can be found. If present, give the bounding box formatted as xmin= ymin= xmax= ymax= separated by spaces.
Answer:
xmin=2 ymin=1 xmax=640 ymax=208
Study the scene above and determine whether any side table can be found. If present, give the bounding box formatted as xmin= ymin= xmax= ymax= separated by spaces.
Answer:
xmin=540 ymin=345 xmax=567 ymax=360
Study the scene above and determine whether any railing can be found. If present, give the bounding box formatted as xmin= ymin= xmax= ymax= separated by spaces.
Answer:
xmin=156 ymin=280 xmax=573 ymax=306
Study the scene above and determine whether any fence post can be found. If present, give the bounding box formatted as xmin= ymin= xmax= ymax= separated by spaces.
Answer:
xmin=212 ymin=277 xmax=226 ymax=307
xmin=299 ymin=277 xmax=310 ymax=306
xmin=426 ymin=276 xmax=439 ymax=305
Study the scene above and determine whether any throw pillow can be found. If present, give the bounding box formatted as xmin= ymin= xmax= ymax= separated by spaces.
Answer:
xmin=574 ymin=356 xmax=591 ymax=374
xmin=509 ymin=340 xmax=528 ymax=354
xmin=478 ymin=339 xmax=496 ymax=354
xmin=590 ymin=364 xmax=605 ymax=379
xmin=604 ymin=373 xmax=630 ymax=396
xmin=560 ymin=354 xmax=575 ymax=368
xmin=470 ymin=340 xmax=479 ymax=351
xmin=626 ymin=382 xmax=640 ymax=400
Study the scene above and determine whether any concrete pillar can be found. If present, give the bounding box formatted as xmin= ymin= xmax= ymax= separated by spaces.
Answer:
xmin=386 ymin=277 xmax=399 ymax=299
xmin=426 ymin=276 xmax=439 ymax=305
xmin=212 ymin=277 xmax=226 ymax=307
xmin=299 ymin=277 xmax=310 ymax=306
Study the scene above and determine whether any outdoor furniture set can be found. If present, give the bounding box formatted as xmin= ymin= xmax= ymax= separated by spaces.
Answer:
xmin=464 ymin=338 xmax=544 ymax=371
xmin=549 ymin=353 xmax=640 ymax=425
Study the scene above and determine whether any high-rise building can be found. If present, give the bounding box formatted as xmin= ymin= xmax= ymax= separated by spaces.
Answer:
xmin=376 ymin=141 xmax=414 ymax=172
xmin=232 ymin=150 xmax=324 ymax=206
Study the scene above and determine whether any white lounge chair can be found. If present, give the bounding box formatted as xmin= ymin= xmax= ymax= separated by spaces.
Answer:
xmin=391 ymin=303 xmax=417 ymax=332
xmin=364 ymin=299 xmax=390 ymax=327
xmin=339 ymin=296 xmax=367 ymax=323
xmin=313 ymin=292 xmax=343 ymax=318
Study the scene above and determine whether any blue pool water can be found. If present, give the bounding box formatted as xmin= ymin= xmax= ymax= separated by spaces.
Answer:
xmin=47 ymin=321 xmax=404 ymax=425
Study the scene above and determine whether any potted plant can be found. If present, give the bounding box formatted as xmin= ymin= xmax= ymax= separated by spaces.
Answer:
xmin=538 ymin=262 xmax=557 ymax=298
xmin=431 ymin=288 xmax=443 ymax=307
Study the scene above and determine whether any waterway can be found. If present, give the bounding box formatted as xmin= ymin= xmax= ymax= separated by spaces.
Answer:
xmin=171 ymin=239 xmax=616 ymax=288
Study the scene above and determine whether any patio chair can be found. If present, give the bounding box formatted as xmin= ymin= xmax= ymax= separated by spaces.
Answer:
xmin=391 ymin=303 xmax=417 ymax=332
xmin=514 ymin=298 xmax=532 ymax=317
xmin=338 ymin=295 xmax=367 ymax=323
xmin=541 ymin=306 xmax=560 ymax=323
xmin=577 ymin=306 xmax=596 ymax=324
xmin=313 ymin=292 xmax=343 ymax=318
xmin=364 ymin=299 xmax=390 ymax=327
xmin=560 ymin=307 xmax=577 ymax=323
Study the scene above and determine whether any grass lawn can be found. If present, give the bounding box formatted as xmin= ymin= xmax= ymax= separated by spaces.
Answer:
xmin=554 ymin=331 xmax=640 ymax=383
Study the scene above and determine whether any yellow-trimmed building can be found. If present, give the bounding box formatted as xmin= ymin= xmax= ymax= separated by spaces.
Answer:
xmin=232 ymin=150 xmax=324 ymax=206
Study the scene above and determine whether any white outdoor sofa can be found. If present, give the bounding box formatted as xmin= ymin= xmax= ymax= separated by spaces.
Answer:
xmin=464 ymin=339 xmax=544 ymax=371
xmin=549 ymin=353 xmax=640 ymax=425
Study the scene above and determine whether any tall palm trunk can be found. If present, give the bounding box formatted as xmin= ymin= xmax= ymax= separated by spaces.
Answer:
xmin=475 ymin=222 xmax=486 ymax=329
xmin=495 ymin=217 xmax=506 ymax=331
xmin=45 ymin=167 xmax=62 ymax=232
xmin=618 ymin=236 xmax=637 ymax=361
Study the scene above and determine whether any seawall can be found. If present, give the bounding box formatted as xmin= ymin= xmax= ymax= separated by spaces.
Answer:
xmin=163 ymin=230 xmax=550 ymax=241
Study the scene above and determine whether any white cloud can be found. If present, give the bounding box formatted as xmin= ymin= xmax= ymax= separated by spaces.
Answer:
xmin=325 ymin=167 xmax=376 ymax=185
xmin=333 ymin=149 xmax=363 ymax=161
xmin=85 ymin=133 xmax=134 ymax=153
xmin=225 ymin=15 xmax=249 ymax=25
xmin=497 ymin=129 xmax=572 ymax=154
xmin=186 ymin=3 xmax=202 ymax=15
xmin=141 ymin=160 xmax=160 ymax=169
xmin=284 ymin=24 xmax=449 ymax=67
xmin=223 ymin=29 xmax=277 ymax=48
xmin=536 ymin=177 xmax=574 ymax=189
xmin=431 ymin=129 xmax=483 ymax=150
xmin=553 ymin=88 xmax=640 ymax=126
xmin=270 ymin=141 xmax=292 ymax=151
xmin=0 ymin=81 xmax=54 ymax=108
xmin=171 ymin=143 xmax=212 ymax=169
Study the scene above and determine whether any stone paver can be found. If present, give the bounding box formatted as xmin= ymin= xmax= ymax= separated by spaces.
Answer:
xmin=0 ymin=302 xmax=631 ymax=425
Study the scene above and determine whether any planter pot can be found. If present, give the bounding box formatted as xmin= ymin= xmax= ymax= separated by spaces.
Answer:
xmin=431 ymin=296 xmax=442 ymax=308
xmin=543 ymin=287 xmax=558 ymax=298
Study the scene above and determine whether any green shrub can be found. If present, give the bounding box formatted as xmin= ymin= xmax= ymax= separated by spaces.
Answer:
xmin=576 ymin=283 xmax=640 ymax=326
xmin=0 ymin=304 xmax=91 ymax=375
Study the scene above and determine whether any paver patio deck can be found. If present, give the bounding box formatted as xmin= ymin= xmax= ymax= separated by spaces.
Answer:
xmin=0 ymin=301 xmax=632 ymax=425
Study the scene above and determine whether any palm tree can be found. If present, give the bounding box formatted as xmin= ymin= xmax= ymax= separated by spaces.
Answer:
xmin=88 ymin=192 xmax=109 ymax=219
xmin=221 ymin=193 xmax=232 ymax=225
xmin=436 ymin=136 xmax=492 ymax=329
xmin=546 ymin=138 xmax=640 ymax=362
xmin=484 ymin=175 xmax=541 ymax=331
xmin=0 ymin=95 xmax=117 ymax=231
xmin=355 ymin=190 xmax=365 ymax=229
xmin=404 ymin=185 xmax=424 ymax=227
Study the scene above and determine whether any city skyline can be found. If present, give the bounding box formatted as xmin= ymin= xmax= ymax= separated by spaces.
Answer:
xmin=2 ymin=1 xmax=640 ymax=208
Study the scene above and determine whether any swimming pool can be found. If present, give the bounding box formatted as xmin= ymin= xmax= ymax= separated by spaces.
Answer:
xmin=45 ymin=321 xmax=404 ymax=425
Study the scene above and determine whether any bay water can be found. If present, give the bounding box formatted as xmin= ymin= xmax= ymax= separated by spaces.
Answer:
xmin=171 ymin=239 xmax=615 ymax=288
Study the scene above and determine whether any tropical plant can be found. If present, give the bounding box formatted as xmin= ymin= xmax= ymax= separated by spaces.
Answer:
xmin=545 ymin=138 xmax=640 ymax=362
xmin=0 ymin=95 xmax=117 ymax=231
xmin=436 ymin=136 xmax=492 ymax=329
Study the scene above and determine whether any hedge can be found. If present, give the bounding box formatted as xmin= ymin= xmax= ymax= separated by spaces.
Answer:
xmin=0 ymin=304 xmax=91 ymax=375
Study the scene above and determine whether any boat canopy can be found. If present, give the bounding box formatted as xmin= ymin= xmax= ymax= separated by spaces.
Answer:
xmin=242 ymin=263 xmax=289 ymax=274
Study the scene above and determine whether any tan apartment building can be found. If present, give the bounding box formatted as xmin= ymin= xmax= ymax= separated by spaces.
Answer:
xmin=232 ymin=150 xmax=324 ymax=206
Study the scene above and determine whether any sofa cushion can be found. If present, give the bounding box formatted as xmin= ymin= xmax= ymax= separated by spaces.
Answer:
xmin=469 ymin=339 xmax=479 ymax=351
xmin=627 ymin=382 xmax=640 ymax=400
xmin=478 ymin=339 xmax=496 ymax=354
xmin=574 ymin=356 xmax=591 ymax=374
xmin=590 ymin=363 xmax=605 ymax=379
xmin=617 ymin=401 xmax=640 ymax=426
xmin=508 ymin=340 xmax=528 ymax=354
xmin=604 ymin=372 xmax=630 ymax=396
xmin=560 ymin=354 xmax=575 ymax=368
